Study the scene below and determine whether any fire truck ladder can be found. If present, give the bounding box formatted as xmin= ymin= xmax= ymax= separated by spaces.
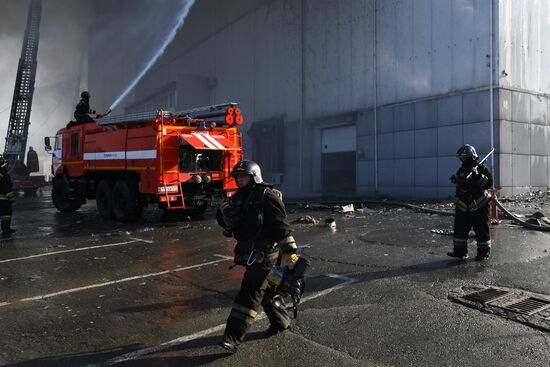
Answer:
xmin=96 ymin=102 xmax=239 ymax=126
xmin=157 ymin=111 xmax=185 ymax=209
xmin=4 ymin=0 xmax=42 ymax=171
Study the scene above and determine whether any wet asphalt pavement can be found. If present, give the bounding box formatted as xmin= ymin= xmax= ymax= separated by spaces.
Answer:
xmin=1 ymin=188 xmax=550 ymax=367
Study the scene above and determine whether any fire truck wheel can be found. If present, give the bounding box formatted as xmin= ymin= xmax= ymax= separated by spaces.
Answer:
xmin=112 ymin=179 xmax=141 ymax=221
xmin=96 ymin=180 xmax=114 ymax=220
xmin=52 ymin=179 xmax=81 ymax=213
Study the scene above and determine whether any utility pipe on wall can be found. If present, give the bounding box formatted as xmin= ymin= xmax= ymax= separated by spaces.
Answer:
xmin=489 ymin=0 xmax=495 ymax=185
xmin=373 ymin=0 xmax=379 ymax=193
xmin=299 ymin=0 xmax=305 ymax=190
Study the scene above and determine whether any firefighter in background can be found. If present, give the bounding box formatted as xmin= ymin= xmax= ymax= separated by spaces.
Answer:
xmin=448 ymin=144 xmax=493 ymax=261
xmin=216 ymin=160 xmax=301 ymax=353
xmin=0 ymin=155 xmax=15 ymax=237
xmin=74 ymin=91 xmax=96 ymax=123
xmin=26 ymin=146 xmax=39 ymax=173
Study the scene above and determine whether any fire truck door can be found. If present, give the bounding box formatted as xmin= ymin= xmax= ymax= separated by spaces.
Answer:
xmin=52 ymin=134 xmax=63 ymax=174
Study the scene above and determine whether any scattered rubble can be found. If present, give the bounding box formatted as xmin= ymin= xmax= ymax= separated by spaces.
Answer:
xmin=526 ymin=211 xmax=550 ymax=225
xmin=525 ymin=218 xmax=543 ymax=226
xmin=431 ymin=229 xmax=454 ymax=236
xmin=324 ymin=218 xmax=336 ymax=230
xmin=334 ymin=204 xmax=354 ymax=214
xmin=291 ymin=190 xmax=550 ymax=233
xmin=293 ymin=216 xmax=318 ymax=225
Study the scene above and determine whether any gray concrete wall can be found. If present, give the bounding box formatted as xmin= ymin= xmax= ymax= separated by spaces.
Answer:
xmin=495 ymin=0 xmax=550 ymax=196
xmin=141 ymin=0 xmax=494 ymax=197
xmin=89 ymin=0 xmax=503 ymax=198
xmin=499 ymin=0 xmax=550 ymax=94
xmin=497 ymin=87 xmax=550 ymax=195
xmin=357 ymin=88 xmax=495 ymax=199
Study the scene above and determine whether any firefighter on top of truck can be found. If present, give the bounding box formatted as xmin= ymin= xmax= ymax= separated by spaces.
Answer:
xmin=0 ymin=155 xmax=15 ymax=237
xmin=74 ymin=91 xmax=95 ymax=123
xmin=448 ymin=144 xmax=493 ymax=261
xmin=216 ymin=160 xmax=307 ymax=353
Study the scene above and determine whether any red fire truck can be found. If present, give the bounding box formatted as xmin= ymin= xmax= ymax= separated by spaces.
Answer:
xmin=45 ymin=103 xmax=243 ymax=221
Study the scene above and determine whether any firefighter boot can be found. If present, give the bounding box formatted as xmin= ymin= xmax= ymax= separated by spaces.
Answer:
xmin=475 ymin=240 xmax=491 ymax=261
xmin=447 ymin=246 xmax=468 ymax=259
xmin=264 ymin=324 xmax=290 ymax=338
xmin=475 ymin=247 xmax=491 ymax=261
xmin=219 ymin=340 xmax=238 ymax=354
xmin=1 ymin=220 xmax=15 ymax=238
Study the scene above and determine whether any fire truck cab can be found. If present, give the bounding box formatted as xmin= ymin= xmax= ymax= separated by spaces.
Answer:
xmin=45 ymin=103 xmax=243 ymax=221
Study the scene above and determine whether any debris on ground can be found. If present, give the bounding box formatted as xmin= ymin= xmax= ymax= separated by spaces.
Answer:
xmin=431 ymin=229 xmax=454 ymax=236
xmin=355 ymin=206 xmax=375 ymax=214
xmin=324 ymin=218 xmax=336 ymax=230
xmin=525 ymin=218 xmax=543 ymax=226
xmin=293 ymin=216 xmax=318 ymax=225
xmin=334 ymin=204 xmax=354 ymax=214
xmin=137 ymin=227 xmax=154 ymax=232
xmin=299 ymin=202 xmax=333 ymax=210
xmin=431 ymin=228 xmax=478 ymax=237
xmin=527 ymin=211 xmax=550 ymax=225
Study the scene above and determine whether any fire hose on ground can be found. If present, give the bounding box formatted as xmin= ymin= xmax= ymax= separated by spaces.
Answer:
xmin=492 ymin=197 xmax=550 ymax=232
xmin=367 ymin=198 xmax=550 ymax=232
xmin=296 ymin=196 xmax=550 ymax=232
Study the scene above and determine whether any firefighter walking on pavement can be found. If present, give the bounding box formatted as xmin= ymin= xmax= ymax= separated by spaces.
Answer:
xmin=448 ymin=144 xmax=493 ymax=261
xmin=216 ymin=160 xmax=306 ymax=353
xmin=0 ymin=155 xmax=15 ymax=237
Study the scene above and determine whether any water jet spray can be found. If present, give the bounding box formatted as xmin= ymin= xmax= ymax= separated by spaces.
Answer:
xmin=107 ymin=0 xmax=195 ymax=114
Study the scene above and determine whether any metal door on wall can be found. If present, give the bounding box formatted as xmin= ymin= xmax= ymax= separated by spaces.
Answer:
xmin=321 ymin=125 xmax=356 ymax=194
xmin=248 ymin=118 xmax=284 ymax=184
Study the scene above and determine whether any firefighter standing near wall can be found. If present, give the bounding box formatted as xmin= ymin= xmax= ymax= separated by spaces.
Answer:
xmin=74 ymin=91 xmax=95 ymax=123
xmin=0 ymin=155 xmax=15 ymax=237
xmin=216 ymin=160 xmax=302 ymax=353
xmin=448 ymin=144 xmax=493 ymax=260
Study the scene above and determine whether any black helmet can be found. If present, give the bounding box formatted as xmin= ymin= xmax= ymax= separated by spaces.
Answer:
xmin=230 ymin=160 xmax=263 ymax=184
xmin=81 ymin=91 xmax=90 ymax=100
xmin=456 ymin=144 xmax=478 ymax=161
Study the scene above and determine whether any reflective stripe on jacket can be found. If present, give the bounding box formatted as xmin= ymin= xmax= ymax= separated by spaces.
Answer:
xmin=455 ymin=190 xmax=491 ymax=212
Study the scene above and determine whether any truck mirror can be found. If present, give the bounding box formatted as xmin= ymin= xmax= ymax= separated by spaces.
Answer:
xmin=44 ymin=137 xmax=52 ymax=152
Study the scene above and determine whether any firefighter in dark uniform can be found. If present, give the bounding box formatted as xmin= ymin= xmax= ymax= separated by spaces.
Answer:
xmin=26 ymin=146 xmax=39 ymax=173
xmin=74 ymin=91 xmax=95 ymax=123
xmin=448 ymin=144 xmax=493 ymax=260
xmin=0 ymin=155 xmax=15 ymax=237
xmin=217 ymin=160 xmax=299 ymax=353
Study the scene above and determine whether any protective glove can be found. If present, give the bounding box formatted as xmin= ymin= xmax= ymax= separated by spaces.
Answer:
xmin=449 ymin=175 xmax=457 ymax=184
xmin=288 ymin=278 xmax=302 ymax=305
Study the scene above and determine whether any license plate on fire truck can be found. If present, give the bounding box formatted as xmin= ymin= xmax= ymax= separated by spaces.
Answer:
xmin=158 ymin=185 xmax=178 ymax=193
